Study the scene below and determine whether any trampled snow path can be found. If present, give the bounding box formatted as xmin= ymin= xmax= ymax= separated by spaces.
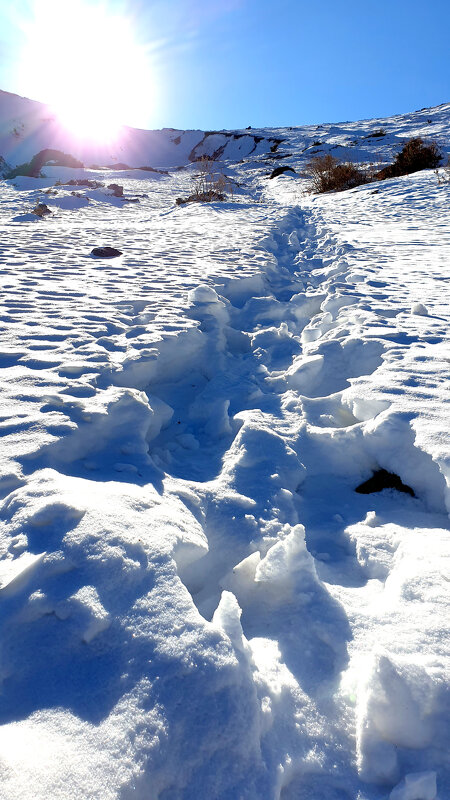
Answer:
xmin=0 ymin=128 xmax=449 ymax=799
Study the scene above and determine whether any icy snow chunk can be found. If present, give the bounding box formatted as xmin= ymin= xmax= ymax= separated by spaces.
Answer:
xmin=412 ymin=303 xmax=429 ymax=316
xmin=188 ymin=284 xmax=220 ymax=304
xmin=390 ymin=771 xmax=437 ymax=800
xmin=0 ymin=551 xmax=46 ymax=598
xmin=221 ymin=552 xmax=261 ymax=605
xmin=286 ymin=353 xmax=324 ymax=394
xmin=346 ymin=518 xmax=400 ymax=580
xmin=255 ymin=525 xmax=317 ymax=599
xmin=145 ymin=394 xmax=174 ymax=442
xmin=357 ymin=652 xmax=438 ymax=783
xmin=40 ymin=387 xmax=167 ymax=466
xmin=65 ymin=586 xmax=111 ymax=643
xmin=288 ymin=230 xmax=300 ymax=249
xmin=290 ymin=291 xmax=326 ymax=322
xmin=212 ymin=591 xmax=247 ymax=655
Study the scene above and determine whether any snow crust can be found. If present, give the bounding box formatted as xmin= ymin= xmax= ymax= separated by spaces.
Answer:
xmin=0 ymin=97 xmax=449 ymax=799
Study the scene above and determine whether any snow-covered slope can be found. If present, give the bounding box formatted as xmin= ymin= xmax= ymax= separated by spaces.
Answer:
xmin=0 ymin=97 xmax=449 ymax=800
xmin=0 ymin=89 xmax=277 ymax=170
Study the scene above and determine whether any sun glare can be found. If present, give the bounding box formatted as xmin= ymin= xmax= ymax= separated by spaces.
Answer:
xmin=20 ymin=0 xmax=152 ymax=142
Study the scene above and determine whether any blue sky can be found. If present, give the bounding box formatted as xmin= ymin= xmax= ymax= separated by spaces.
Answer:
xmin=0 ymin=0 xmax=449 ymax=130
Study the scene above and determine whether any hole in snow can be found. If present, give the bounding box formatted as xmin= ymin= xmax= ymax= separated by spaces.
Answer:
xmin=355 ymin=469 xmax=415 ymax=497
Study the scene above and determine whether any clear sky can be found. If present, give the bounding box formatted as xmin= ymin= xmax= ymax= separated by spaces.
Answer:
xmin=0 ymin=0 xmax=449 ymax=131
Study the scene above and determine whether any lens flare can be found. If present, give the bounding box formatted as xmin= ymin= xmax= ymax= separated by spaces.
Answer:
xmin=19 ymin=0 xmax=152 ymax=142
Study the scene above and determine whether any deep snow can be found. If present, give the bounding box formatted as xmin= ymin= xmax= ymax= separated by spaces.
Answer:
xmin=0 ymin=95 xmax=449 ymax=800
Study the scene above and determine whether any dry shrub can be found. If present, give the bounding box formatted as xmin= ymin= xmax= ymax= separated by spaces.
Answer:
xmin=436 ymin=156 xmax=450 ymax=184
xmin=304 ymin=137 xmax=444 ymax=195
xmin=304 ymin=154 xmax=371 ymax=193
xmin=376 ymin=137 xmax=442 ymax=180
xmin=176 ymin=156 xmax=234 ymax=205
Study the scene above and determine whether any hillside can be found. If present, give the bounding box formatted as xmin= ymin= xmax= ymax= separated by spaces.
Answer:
xmin=0 ymin=95 xmax=449 ymax=800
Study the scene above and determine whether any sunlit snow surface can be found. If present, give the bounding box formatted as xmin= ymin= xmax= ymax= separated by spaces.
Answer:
xmin=0 ymin=99 xmax=449 ymax=800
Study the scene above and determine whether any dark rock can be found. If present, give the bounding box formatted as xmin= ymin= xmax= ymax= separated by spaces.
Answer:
xmin=137 ymin=165 xmax=168 ymax=175
xmin=91 ymin=247 xmax=123 ymax=258
xmin=269 ymin=138 xmax=284 ymax=153
xmin=35 ymin=149 xmax=83 ymax=168
xmin=105 ymin=163 xmax=131 ymax=170
xmin=173 ymin=135 xmax=181 ymax=145
xmin=355 ymin=469 xmax=415 ymax=496
xmin=7 ymin=149 xmax=83 ymax=179
xmin=65 ymin=179 xmax=104 ymax=188
xmin=0 ymin=155 xmax=11 ymax=178
xmin=33 ymin=202 xmax=51 ymax=217
xmin=267 ymin=153 xmax=293 ymax=160
xmin=176 ymin=190 xmax=226 ymax=206
xmin=107 ymin=183 xmax=124 ymax=197
xmin=269 ymin=165 xmax=296 ymax=179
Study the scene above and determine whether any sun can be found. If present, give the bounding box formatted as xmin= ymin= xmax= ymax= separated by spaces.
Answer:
xmin=20 ymin=0 xmax=152 ymax=143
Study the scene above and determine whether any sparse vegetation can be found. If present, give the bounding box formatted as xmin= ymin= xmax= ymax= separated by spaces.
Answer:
xmin=375 ymin=137 xmax=442 ymax=180
xmin=435 ymin=156 xmax=450 ymax=184
xmin=176 ymin=156 xmax=234 ymax=205
xmin=303 ymin=154 xmax=371 ymax=193
xmin=304 ymin=138 xmax=444 ymax=194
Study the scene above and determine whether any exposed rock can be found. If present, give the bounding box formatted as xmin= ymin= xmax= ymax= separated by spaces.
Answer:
xmin=270 ymin=138 xmax=284 ymax=153
xmin=0 ymin=155 xmax=11 ymax=178
xmin=269 ymin=165 xmax=296 ymax=179
xmin=189 ymin=131 xmax=272 ymax=162
xmin=91 ymin=246 xmax=123 ymax=258
xmin=105 ymin=162 xmax=131 ymax=170
xmin=107 ymin=184 xmax=124 ymax=197
xmin=7 ymin=149 xmax=83 ymax=179
xmin=137 ymin=165 xmax=169 ymax=175
xmin=176 ymin=190 xmax=226 ymax=205
xmin=65 ymin=179 xmax=104 ymax=188
xmin=32 ymin=202 xmax=51 ymax=217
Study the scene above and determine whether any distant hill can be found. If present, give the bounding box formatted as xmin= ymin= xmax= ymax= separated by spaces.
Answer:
xmin=0 ymin=89 xmax=279 ymax=171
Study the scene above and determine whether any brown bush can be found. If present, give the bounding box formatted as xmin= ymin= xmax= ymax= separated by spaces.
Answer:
xmin=304 ymin=154 xmax=371 ymax=193
xmin=376 ymin=137 xmax=442 ymax=180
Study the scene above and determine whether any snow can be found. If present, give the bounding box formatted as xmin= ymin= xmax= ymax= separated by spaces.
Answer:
xmin=0 ymin=95 xmax=449 ymax=799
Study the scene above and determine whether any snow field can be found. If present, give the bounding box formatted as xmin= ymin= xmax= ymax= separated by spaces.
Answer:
xmin=0 ymin=104 xmax=449 ymax=799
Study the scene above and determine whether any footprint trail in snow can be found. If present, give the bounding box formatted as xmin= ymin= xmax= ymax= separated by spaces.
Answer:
xmin=0 ymin=104 xmax=449 ymax=800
